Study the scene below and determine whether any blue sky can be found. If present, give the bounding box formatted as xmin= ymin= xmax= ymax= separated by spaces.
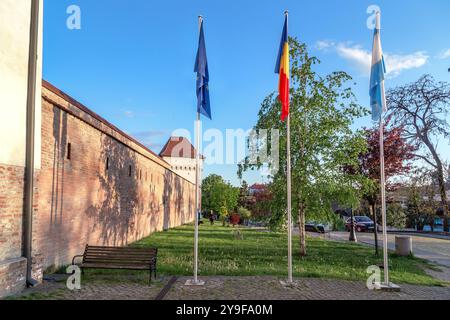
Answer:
xmin=43 ymin=0 xmax=450 ymax=186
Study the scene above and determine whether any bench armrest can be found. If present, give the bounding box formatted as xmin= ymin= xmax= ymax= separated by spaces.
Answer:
xmin=72 ymin=255 xmax=84 ymax=266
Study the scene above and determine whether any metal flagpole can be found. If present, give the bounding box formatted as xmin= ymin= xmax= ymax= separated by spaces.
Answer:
xmin=278 ymin=10 xmax=292 ymax=285
xmin=285 ymin=10 xmax=293 ymax=284
xmin=379 ymin=117 xmax=389 ymax=286
xmin=287 ymin=113 xmax=293 ymax=283
xmin=194 ymin=110 xmax=201 ymax=283
xmin=375 ymin=12 xmax=398 ymax=291
xmin=186 ymin=15 xmax=205 ymax=286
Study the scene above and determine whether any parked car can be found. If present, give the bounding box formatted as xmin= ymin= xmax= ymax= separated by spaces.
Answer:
xmin=345 ymin=216 xmax=377 ymax=233
xmin=305 ymin=223 xmax=326 ymax=234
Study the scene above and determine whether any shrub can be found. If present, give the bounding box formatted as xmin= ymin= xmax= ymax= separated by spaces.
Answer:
xmin=387 ymin=203 xmax=407 ymax=229
xmin=237 ymin=207 xmax=252 ymax=225
xmin=230 ymin=213 xmax=241 ymax=226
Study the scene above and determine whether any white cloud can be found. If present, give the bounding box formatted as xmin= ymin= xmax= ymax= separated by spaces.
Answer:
xmin=316 ymin=40 xmax=429 ymax=78
xmin=385 ymin=52 xmax=429 ymax=77
xmin=335 ymin=44 xmax=371 ymax=74
xmin=315 ymin=40 xmax=335 ymax=51
xmin=438 ymin=49 xmax=450 ymax=60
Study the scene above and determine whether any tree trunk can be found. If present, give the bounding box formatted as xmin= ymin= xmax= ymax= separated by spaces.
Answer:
xmin=437 ymin=173 xmax=449 ymax=232
xmin=369 ymin=203 xmax=379 ymax=256
xmin=435 ymin=162 xmax=449 ymax=232
xmin=423 ymin=136 xmax=449 ymax=232
xmin=298 ymin=203 xmax=307 ymax=257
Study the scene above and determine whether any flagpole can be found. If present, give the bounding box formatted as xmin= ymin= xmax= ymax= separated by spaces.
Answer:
xmin=287 ymin=116 xmax=293 ymax=283
xmin=194 ymin=15 xmax=202 ymax=285
xmin=379 ymin=116 xmax=389 ymax=286
xmin=194 ymin=109 xmax=200 ymax=284
xmin=186 ymin=15 xmax=205 ymax=286
xmin=375 ymin=12 xmax=398 ymax=291
xmin=285 ymin=10 xmax=293 ymax=285
xmin=377 ymin=11 xmax=389 ymax=287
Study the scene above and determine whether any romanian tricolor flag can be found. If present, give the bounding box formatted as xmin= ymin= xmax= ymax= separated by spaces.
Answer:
xmin=275 ymin=15 xmax=290 ymax=122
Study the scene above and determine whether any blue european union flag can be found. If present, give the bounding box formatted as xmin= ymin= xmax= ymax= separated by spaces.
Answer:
xmin=194 ymin=21 xmax=212 ymax=120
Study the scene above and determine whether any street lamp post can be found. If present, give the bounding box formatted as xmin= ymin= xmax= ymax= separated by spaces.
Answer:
xmin=349 ymin=208 xmax=358 ymax=242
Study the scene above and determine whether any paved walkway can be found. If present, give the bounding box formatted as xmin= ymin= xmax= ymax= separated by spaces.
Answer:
xmin=9 ymin=276 xmax=450 ymax=300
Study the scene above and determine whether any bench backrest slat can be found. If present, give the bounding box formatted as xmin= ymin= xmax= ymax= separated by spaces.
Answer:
xmin=82 ymin=246 xmax=157 ymax=268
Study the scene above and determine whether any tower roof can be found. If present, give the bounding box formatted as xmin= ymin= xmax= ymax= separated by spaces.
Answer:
xmin=159 ymin=137 xmax=204 ymax=159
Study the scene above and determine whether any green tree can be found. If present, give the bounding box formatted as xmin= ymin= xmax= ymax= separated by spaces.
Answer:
xmin=420 ymin=179 xmax=439 ymax=232
xmin=239 ymin=38 xmax=368 ymax=256
xmin=219 ymin=205 xmax=229 ymax=226
xmin=238 ymin=180 xmax=250 ymax=208
xmin=405 ymin=168 xmax=442 ymax=231
xmin=237 ymin=206 xmax=252 ymax=225
xmin=405 ymin=183 xmax=422 ymax=229
xmin=386 ymin=203 xmax=407 ymax=229
xmin=202 ymin=174 xmax=239 ymax=214
xmin=387 ymin=75 xmax=450 ymax=231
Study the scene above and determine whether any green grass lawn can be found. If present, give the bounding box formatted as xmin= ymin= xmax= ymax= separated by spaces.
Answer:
xmin=129 ymin=221 xmax=444 ymax=286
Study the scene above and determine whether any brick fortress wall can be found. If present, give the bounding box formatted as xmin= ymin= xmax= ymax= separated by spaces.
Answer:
xmin=36 ymin=82 xmax=196 ymax=269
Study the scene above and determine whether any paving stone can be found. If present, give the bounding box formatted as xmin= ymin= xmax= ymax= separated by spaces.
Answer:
xmin=10 ymin=276 xmax=450 ymax=300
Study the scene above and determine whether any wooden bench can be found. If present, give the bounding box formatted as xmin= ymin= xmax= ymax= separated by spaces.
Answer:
xmin=72 ymin=245 xmax=158 ymax=284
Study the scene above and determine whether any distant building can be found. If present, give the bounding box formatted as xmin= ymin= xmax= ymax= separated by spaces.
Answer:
xmin=159 ymin=136 xmax=204 ymax=185
xmin=249 ymin=183 xmax=267 ymax=196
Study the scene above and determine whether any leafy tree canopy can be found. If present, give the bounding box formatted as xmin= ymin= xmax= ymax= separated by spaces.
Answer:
xmin=202 ymin=174 xmax=239 ymax=214
xmin=239 ymin=38 xmax=369 ymax=251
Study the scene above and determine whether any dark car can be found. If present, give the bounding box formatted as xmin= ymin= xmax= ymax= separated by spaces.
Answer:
xmin=345 ymin=216 xmax=376 ymax=233
xmin=305 ymin=223 xmax=326 ymax=234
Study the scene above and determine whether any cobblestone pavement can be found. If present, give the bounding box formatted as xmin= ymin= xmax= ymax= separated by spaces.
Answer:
xmin=165 ymin=276 xmax=450 ymax=300
xmin=10 ymin=275 xmax=166 ymax=300
xmin=12 ymin=276 xmax=449 ymax=300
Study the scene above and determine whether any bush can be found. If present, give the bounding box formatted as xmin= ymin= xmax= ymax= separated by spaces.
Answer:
xmin=331 ymin=215 xmax=346 ymax=231
xmin=219 ymin=205 xmax=229 ymax=226
xmin=230 ymin=213 xmax=241 ymax=226
xmin=237 ymin=207 xmax=252 ymax=223
xmin=387 ymin=203 xmax=407 ymax=229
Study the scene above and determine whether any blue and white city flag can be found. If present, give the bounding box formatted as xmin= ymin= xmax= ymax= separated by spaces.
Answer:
xmin=369 ymin=12 xmax=387 ymax=122
xmin=194 ymin=19 xmax=212 ymax=120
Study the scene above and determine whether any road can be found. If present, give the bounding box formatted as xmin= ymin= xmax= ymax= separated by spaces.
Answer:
xmin=307 ymin=231 xmax=450 ymax=282
xmin=316 ymin=231 xmax=450 ymax=267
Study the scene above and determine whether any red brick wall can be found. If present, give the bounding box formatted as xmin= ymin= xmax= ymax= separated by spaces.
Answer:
xmin=36 ymin=87 xmax=195 ymax=269
xmin=0 ymin=164 xmax=41 ymax=297
xmin=0 ymin=165 xmax=26 ymax=297
xmin=0 ymin=165 xmax=25 ymax=261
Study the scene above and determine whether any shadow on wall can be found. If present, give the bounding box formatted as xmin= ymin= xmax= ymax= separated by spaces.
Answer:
xmin=45 ymin=107 xmax=72 ymax=267
xmin=43 ymin=104 xmax=195 ymax=268
xmin=85 ymin=136 xmax=140 ymax=247
xmin=162 ymin=171 xmax=186 ymax=231
xmin=163 ymin=171 xmax=172 ymax=231
xmin=50 ymin=108 xmax=67 ymax=228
